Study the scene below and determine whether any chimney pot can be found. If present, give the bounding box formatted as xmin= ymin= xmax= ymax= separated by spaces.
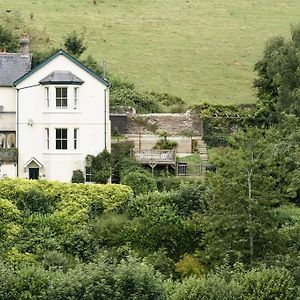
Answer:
xmin=20 ymin=33 xmax=29 ymax=56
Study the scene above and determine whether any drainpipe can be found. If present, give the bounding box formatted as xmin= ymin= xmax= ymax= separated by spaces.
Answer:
xmin=104 ymin=88 xmax=107 ymax=150
xmin=16 ymin=89 xmax=19 ymax=177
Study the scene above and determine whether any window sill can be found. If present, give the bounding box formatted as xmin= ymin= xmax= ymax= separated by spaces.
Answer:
xmin=42 ymin=110 xmax=81 ymax=114
xmin=42 ymin=151 xmax=82 ymax=155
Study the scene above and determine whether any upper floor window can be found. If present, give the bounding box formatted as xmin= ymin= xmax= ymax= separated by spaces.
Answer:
xmin=56 ymin=128 xmax=68 ymax=149
xmin=56 ymin=87 xmax=68 ymax=108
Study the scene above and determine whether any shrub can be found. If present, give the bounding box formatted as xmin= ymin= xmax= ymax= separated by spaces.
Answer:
xmin=92 ymin=213 xmax=129 ymax=247
xmin=175 ymin=255 xmax=205 ymax=278
xmin=121 ymin=171 xmax=157 ymax=196
xmin=241 ymin=267 xmax=297 ymax=300
xmin=63 ymin=30 xmax=87 ymax=57
xmin=88 ymin=150 xmax=112 ymax=184
xmin=167 ymin=275 xmax=242 ymax=300
xmin=71 ymin=169 xmax=85 ymax=183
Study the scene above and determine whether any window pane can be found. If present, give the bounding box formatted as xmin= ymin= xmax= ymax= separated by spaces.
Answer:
xmin=62 ymin=88 xmax=67 ymax=97
xmin=56 ymin=140 xmax=61 ymax=149
xmin=56 ymin=129 xmax=61 ymax=139
xmin=62 ymin=129 xmax=67 ymax=139
xmin=62 ymin=140 xmax=67 ymax=149
xmin=56 ymin=88 xmax=61 ymax=97
xmin=62 ymin=99 xmax=67 ymax=107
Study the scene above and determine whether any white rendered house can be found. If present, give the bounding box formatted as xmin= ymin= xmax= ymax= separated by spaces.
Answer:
xmin=0 ymin=38 xmax=110 ymax=182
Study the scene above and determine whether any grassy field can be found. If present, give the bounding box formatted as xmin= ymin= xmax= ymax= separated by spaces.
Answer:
xmin=1 ymin=0 xmax=300 ymax=105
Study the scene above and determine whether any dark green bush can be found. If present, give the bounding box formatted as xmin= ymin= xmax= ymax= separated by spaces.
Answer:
xmin=121 ymin=171 xmax=157 ymax=196
xmin=71 ymin=169 xmax=85 ymax=183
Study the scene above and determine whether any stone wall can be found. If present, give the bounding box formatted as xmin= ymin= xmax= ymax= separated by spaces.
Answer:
xmin=128 ymin=110 xmax=203 ymax=136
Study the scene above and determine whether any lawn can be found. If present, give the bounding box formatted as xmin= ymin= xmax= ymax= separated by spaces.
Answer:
xmin=1 ymin=0 xmax=300 ymax=105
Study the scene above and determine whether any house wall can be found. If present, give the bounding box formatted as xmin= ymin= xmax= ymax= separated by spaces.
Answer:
xmin=0 ymin=87 xmax=16 ymax=131
xmin=16 ymin=54 xmax=110 ymax=182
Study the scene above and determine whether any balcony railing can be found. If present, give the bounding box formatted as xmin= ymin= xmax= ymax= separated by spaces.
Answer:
xmin=0 ymin=148 xmax=17 ymax=162
xmin=132 ymin=149 xmax=176 ymax=164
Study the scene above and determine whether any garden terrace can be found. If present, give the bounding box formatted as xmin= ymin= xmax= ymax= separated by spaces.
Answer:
xmin=132 ymin=149 xmax=176 ymax=173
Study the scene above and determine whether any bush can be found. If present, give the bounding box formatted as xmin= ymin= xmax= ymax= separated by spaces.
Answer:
xmin=175 ymin=254 xmax=205 ymax=278
xmin=121 ymin=171 xmax=157 ymax=196
xmin=92 ymin=213 xmax=129 ymax=247
xmin=241 ymin=267 xmax=297 ymax=300
xmin=167 ymin=275 xmax=242 ymax=300
xmin=71 ymin=169 xmax=85 ymax=183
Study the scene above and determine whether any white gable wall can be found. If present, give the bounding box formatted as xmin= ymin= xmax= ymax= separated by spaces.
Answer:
xmin=16 ymin=54 xmax=110 ymax=182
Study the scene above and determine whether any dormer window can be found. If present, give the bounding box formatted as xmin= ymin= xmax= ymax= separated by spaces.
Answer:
xmin=56 ymin=87 xmax=68 ymax=108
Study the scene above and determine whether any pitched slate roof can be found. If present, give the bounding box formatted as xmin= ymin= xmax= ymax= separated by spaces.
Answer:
xmin=14 ymin=49 xmax=109 ymax=87
xmin=40 ymin=70 xmax=84 ymax=85
xmin=0 ymin=53 xmax=31 ymax=86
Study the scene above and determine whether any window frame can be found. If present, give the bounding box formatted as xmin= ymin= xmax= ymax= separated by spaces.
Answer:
xmin=55 ymin=128 xmax=68 ymax=150
xmin=74 ymin=128 xmax=79 ymax=150
xmin=45 ymin=128 xmax=49 ymax=150
xmin=45 ymin=87 xmax=50 ymax=108
xmin=55 ymin=87 xmax=68 ymax=109
xmin=85 ymin=166 xmax=92 ymax=183
xmin=74 ymin=87 xmax=79 ymax=109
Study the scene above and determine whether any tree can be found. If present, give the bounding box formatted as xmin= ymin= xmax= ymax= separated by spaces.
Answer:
xmin=254 ymin=24 xmax=300 ymax=124
xmin=202 ymin=127 xmax=282 ymax=267
xmin=63 ymin=31 xmax=87 ymax=57
xmin=87 ymin=150 xmax=112 ymax=184
xmin=0 ymin=25 xmax=19 ymax=52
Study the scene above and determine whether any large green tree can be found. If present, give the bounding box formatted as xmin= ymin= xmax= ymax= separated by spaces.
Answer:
xmin=254 ymin=24 xmax=300 ymax=124
xmin=202 ymin=127 xmax=282 ymax=267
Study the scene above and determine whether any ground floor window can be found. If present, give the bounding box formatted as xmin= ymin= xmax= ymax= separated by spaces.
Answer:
xmin=56 ymin=128 xmax=68 ymax=149
xmin=85 ymin=166 xmax=92 ymax=182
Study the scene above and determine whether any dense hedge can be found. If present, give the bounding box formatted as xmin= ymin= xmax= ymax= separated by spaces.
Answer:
xmin=0 ymin=178 xmax=133 ymax=231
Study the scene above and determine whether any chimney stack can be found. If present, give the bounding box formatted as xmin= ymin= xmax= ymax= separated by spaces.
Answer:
xmin=20 ymin=33 xmax=29 ymax=56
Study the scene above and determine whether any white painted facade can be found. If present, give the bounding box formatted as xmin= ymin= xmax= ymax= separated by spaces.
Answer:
xmin=0 ymin=50 xmax=110 ymax=182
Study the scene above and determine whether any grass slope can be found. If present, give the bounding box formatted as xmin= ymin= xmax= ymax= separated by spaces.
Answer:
xmin=1 ymin=0 xmax=300 ymax=105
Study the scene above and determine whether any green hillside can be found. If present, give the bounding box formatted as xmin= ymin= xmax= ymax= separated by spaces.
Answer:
xmin=1 ymin=0 xmax=300 ymax=105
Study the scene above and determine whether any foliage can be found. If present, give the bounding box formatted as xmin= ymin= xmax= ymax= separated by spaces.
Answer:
xmin=154 ymin=131 xmax=178 ymax=150
xmin=111 ymin=140 xmax=135 ymax=183
xmin=175 ymin=254 xmax=205 ymax=278
xmin=196 ymin=103 xmax=256 ymax=147
xmin=110 ymin=76 xmax=161 ymax=113
xmin=202 ymin=127 xmax=282 ymax=267
xmin=92 ymin=213 xmax=129 ymax=247
xmin=0 ymin=255 xmax=165 ymax=300
xmin=121 ymin=171 xmax=157 ymax=196
xmin=0 ymin=24 xmax=19 ymax=52
xmin=254 ymin=24 xmax=300 ymax=124
xmin=167 ymin=274 xmax=242 ymax=300
xmin=63 ymin=30 xmax=87 ymax=57
xmin=241 ymin=267 xmax=297 ymax=300
xmin=71 ymin=169 xmax=85 ymax=183
xmin=87 ymin=150 xmax=112 ymax=184
xmin=126 ymin=190 xmax=203 ymax=259
xmin=31 ymin=48 xmax=59 ymax=68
